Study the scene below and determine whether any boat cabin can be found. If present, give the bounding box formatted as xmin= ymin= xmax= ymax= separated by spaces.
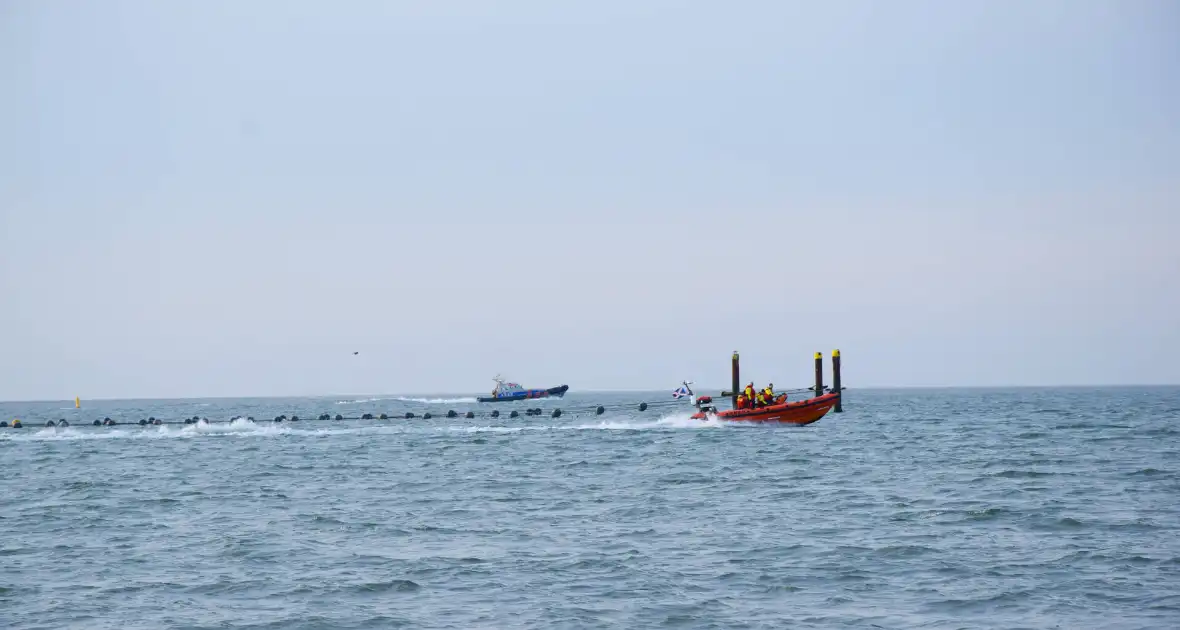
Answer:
xmin=491 ymin=376 xmax=525 ymax=397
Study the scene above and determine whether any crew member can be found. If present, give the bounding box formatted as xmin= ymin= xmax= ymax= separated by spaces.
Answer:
xmin=736 ymin=393 xmax=748 ymax=410
xmin=743 ymin=382 xmax=755 ymax=406
xmin=763 ymin=383 xmax=775 ymax=404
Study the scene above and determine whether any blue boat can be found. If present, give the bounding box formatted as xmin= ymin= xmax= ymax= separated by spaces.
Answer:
xmin=477 ymin=376 xmax=569 ymax=403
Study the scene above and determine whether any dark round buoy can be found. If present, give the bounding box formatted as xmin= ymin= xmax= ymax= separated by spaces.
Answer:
xmin=46 ymin=420 xmax=56 ymax=427
xmin=1 ymin=421 xmax=8 ymax=428
xmin=192 ymin=415 xmax=200 ymax=422
xmin=148 ymin=416 xmax=156 ymax=423
xmin=153 ymin=418 xmax=162 ymax=425
xmin=491 ymin=410 xmax=500 ymax=418
xmin=290 ymin=415 xmax=299 ymax=422
xmin=12 ymin=420 xmax=22 ymax=429
xmin=423 ymin=412 xmax=432 ymax=419
xmin=405 ymin=412 xmax=415 ymax=419
xmin=199 ymin=418 xmax=209 ymax=425
xmin=362 ymin=413 xmax=373 ymax=420
xmin=379 ymin=413 xmax=388 ymax=420
xmin=58 ymin=419 xmax=69 ymax=427
xmin=464 ymin=411 xmax=474 ymax=419
xmin=510 ymin=410 xmax=519 ymax=418
xmin=446 ymin=410 xmax=457 ymax=418
xmin=319 ymin=414 xmax=330 ymax=421
xmin=551 ymin=409 xmax=562 ymax=418
xmin=596 ymin=405 xmax=605 ymax=415
xmin=93 ymin=419 xmax=101 ymax=426
xmin=639 ymin=402 xmax=648 ymax=411
xmin=184 ymin=419 xmax=192 ymax=424
xmin=335 ymin=414 xmax=343 ymax=421
xmin=247 ymin=416 xmax=255 ymax=422
xmin=104 ymin=417 xmax=112 ymax=424
xmin=139 ymin=419 xmax=147 ymax=426
xmin=274 ymin=416 xmax=283 ymax=423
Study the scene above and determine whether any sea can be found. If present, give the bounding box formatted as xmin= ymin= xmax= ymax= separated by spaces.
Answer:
xmin=1 ymin=387 xmax=1178 ymax=629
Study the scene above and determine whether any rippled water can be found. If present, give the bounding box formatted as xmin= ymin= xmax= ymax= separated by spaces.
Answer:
xmin=2 ymin=388 xmax=1178 ymax=629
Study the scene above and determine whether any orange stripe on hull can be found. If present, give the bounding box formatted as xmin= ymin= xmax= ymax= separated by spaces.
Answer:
xmin=691 ymin=392 xmax=840 ymax=425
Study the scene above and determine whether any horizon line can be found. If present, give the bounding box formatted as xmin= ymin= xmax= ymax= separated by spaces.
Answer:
xmin=3 ymin=383 xmax=1180 ymax=405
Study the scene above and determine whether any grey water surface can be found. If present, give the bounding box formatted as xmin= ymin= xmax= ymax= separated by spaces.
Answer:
xmin=2 ymin=388 xmax=1178 ymax=629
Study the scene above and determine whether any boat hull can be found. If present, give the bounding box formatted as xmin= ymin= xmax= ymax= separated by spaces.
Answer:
xmin=691 ymin=392 xmax=840 ymax=425
xmin=477 ymin=384 xmax=569 ymax=403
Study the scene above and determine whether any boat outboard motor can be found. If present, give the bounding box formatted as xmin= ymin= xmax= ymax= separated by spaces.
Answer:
xmin=694 ymin=396 xmax=717 ymax=414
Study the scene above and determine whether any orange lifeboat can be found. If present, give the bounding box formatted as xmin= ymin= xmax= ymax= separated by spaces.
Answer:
xmin=690 ymin=392 xmax=840 ymax=425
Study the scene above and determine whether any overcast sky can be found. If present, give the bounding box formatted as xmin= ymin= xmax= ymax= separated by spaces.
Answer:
xmin=2 ymin=0 xmax=1177 ymax=401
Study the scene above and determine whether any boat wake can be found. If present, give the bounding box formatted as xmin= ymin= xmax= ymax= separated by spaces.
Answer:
xmin=1 ymin=413 xmax=729 ymax=443
xmin=334 ymin=396 xmax=476 ymax=405
xmin=394 ymin=396 xmax=479 ymax=404
xmin=2 ymin=418 xmax=301 ymax=442
xmin=571 ymin=412 xmax=731 ymax=431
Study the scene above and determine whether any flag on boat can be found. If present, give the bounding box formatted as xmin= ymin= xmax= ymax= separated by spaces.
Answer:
xmin=672 ymin=385 xmax=690 ymax=399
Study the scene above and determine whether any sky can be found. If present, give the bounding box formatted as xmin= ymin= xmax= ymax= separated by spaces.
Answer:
xmin=1 ymin=0 xmax=1178 ymax=401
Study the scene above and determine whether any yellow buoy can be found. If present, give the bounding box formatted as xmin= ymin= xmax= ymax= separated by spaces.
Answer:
xmin=75 ymin=396 xmax=80 ymax=409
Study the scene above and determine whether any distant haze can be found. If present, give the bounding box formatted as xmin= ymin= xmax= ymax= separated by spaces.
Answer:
xmin=2 ymin=1 xmax=1177 ymax=401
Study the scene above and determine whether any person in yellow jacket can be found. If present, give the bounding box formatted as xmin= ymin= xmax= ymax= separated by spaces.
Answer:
xmin=762 ymin=383 xmax=775 ymax=405
xmin=743 ymin=382 xmax=755 ymax=405
xmin=736 ymin=393 xmax=748 ymax=410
